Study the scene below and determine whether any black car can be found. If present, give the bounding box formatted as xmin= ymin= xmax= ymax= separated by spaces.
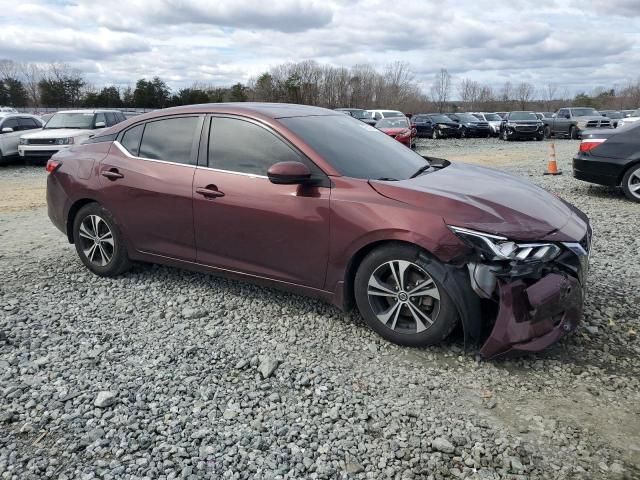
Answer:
xmin=334 ymin=108 xmax=377 ymax=126
xmin=417 ymin=114 xmax=462 ymax=139
xmin=599 ymin=110 xmax=624 ymax=128
xmin=500 ymin=111 xmax=545 ymax=141
xmin=446 ymin=113 xmax=491 ymax=138
xmin=573 ymin=123 xmax=640 ymax=202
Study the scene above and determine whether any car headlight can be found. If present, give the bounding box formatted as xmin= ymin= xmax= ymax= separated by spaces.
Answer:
xmin=576 ymin=121 xmax=588 ymax=128
xmin=506 ymin=122 xmax=517 ymax=127
xmin=54 ymin=137 xmax=74 ymax=145
xmin=19 ymin=138 xmax=28 ymax=145
xmin=618 ymin=120 xmax=624 ymax=128
xmin=449 ymin=226 xmax=561 ymax=262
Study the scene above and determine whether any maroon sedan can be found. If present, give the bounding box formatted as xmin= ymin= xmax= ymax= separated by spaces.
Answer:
xmin=46 ymin=103 xmax=591 ymax=358
xmin=374 ymin=116 xmax=416 ymax=148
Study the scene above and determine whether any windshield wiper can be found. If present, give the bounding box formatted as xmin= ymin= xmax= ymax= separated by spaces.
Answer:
xmin=376 ymin=177 xmax=399 ymax=181
xmin=410 ymin=164 xmax=432 ymax=178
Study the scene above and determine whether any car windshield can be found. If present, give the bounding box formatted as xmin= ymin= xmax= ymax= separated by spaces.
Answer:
xmin=454 ymin=113 xmax=480 ymax=122
xmin=280 ymin=115 xmax=427 ymax=181
xmin=429 ymin=115 xmax=452 ymax=123
xmin=376 ymin=117 xmax=409 ymax=129
xmin=471 ymin=114 xmax=484 ymax=120
xmin=509 ymin=112 xmax=538 ymax=121
xmin=380 ymin=111 xmax=404 ymax=118
xmin=45 ymin=112 xmax=96 ymax=129
xmin=571 ymin=108 xmax=600 ymax=117
xmin=350 ymin=110 xmax=371 ymax=120
xmin=484 ymin=113 xmax=502 ymax=121
xmin=604 ymin=112 xmax=623 ymax=119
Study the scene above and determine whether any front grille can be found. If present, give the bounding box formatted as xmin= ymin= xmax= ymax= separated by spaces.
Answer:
xmin=23 ymin=150 xmax=57 ymax=157
xmin=27 ymin=138 xmax=56 ymax=145
xmin=515 ymin=125 xmax=537 ymax=132
xmin=585 ymin=120 xmax=611 ymax=128
xmin=475 ymin=122 xmax=489 ymax=127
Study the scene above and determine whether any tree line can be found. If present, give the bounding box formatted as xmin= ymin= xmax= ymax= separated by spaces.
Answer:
xmin=1 ymin=59 xmax=639 ymax=113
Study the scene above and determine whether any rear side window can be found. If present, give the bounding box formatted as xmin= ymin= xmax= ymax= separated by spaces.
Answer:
xmin=209 ymin=117 xmax=302 ymax=175
xmin=18 ymin=118 xmax=40 ymax=129
xmin=94 ymin=113 xmax=106 ymax=128
xmin=139 ymin=116 xmax=199 ymax=165
xmin=120 ymin=124 xmax=144 ymax=156
xmin=105 ymin=112 xmax=116 ymax=126
xmin=1 ymin=118 xmax=19 ymax=130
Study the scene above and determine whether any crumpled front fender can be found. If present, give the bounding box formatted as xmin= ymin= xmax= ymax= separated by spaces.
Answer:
xmin=480 ymin=273 xmax=582 ymax=358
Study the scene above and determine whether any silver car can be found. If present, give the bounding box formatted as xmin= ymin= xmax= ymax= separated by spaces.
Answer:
xmin=0 ymin=113 xmax=44 ymax=164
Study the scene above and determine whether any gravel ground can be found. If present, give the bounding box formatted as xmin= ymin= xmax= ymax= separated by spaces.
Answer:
xmin=1 ymin=138 xmax=639 ymax=479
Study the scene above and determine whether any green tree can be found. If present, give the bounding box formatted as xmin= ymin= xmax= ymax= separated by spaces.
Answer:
xmin=229 ymin=83 xmax=247 ymax=102
xmin=133 ymin=77 xmax=170 ymax=108
xmin=171 ymin=88 xmax=209 ymax=106
xmin=4 ymin=78 xmax=28 ymax=106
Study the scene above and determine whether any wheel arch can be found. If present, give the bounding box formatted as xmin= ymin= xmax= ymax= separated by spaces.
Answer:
xmin=66 ymin=198 xmax=98 ymax=243
xmin=341 ymin=238 xmax=483 ymax=346
xmin=618 ymin=159 xmax=640 ymax=186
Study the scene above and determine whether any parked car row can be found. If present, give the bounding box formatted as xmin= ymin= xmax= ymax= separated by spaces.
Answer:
xmin=0 ymin=109 xmax=126 ymax=164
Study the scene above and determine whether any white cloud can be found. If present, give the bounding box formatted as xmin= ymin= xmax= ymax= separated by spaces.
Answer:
xmin=0 ymin=0 xmax=638 ymax=95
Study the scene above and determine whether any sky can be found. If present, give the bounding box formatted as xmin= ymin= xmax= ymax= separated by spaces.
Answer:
xmin=0 ymin=0 xmax=639 ymax=98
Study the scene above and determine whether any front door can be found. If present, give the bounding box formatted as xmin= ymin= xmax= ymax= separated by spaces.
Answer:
xmin=99 ymin=115 xmax=204 ymax=261
xmin=193 ymin=116 xmax=331 ymax=289
xmin=0 ymin=117 xmax=22 ymax=156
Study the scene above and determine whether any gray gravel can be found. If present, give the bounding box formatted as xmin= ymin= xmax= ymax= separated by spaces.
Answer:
xmin=1 ymin=139 xmax=639 ymax=479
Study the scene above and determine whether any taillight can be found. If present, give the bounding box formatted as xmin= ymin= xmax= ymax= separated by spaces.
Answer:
xmin=46 ymin=159 xmax=62 ymax=173
xmin=579 ymin=138 xmax=606 ymax=153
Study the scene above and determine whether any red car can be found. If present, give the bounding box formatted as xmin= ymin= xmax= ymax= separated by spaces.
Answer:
xmin=46 ymin=103 xmax=591 ymax=358
xmin=374 ymin=116 xmax=416 ymax=148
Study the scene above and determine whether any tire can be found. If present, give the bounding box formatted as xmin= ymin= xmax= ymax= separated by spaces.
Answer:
xmin=460 ymin=127 xmax=468 ymax=139
xmin=621 ymin=164 xmax=640 ymax=203
xmin=354 ymin=244 xmax=459 ymax=347
xmin=544 ymin=126 xmax=551 ymax=139
xmin=570 ymin=126 xmax=579 ymax=140
xmin=501 ymin=129 xmax=509 ymax=141
xmin=432 ymin=129 xmax=439 ymax=140
xmin=72 ymin=203 xmax=131 ymax=277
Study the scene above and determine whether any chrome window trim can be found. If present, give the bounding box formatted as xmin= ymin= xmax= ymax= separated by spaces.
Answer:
xmin=112 ymin=141 xmax=195 ymax=169
xmin=195 ymin=165 xmax=268 ymax=179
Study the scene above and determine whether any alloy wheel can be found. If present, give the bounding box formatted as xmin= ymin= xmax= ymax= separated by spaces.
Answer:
xmin=366 ymin=260 xmax=441 ymax=334
xmin=627 ymin=167 xmax=640 ymax=200
xmin=78 ymin=214 xmax=114 ymax=266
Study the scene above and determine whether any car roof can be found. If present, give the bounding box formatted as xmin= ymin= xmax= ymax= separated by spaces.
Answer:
xmin=53 ymin=109 xmax=123 ymax=114
xmin=169 ymin=103 xmax=336 ymax=119
xmin=0 ymin=112 xmax=39 ymax=119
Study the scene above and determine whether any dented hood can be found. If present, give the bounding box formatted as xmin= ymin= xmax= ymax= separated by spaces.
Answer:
xmin=369 ymin=162 xmax=586 ymax=241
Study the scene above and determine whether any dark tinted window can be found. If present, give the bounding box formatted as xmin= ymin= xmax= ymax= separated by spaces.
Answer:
xmin=105 ymin=112 xmax=116 ymax=126
xmin=209 ymin=117 xmax=302 ymax=175
xmin=280 ymin=115 xmax=426 ymax=180
xmin=120 ymin=124 xmax=144 ymax=156
xmin=1 ymin=118 xmax=19 ymax=130
xmin=139 ymin=117 xmax=199 ymax=164
xmin=18 ymin=117 xmax=40 ymax=129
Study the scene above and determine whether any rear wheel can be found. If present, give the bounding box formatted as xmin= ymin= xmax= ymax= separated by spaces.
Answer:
xmin=621 ymin=164 xmax=640 ymax=203
xmin=72 ymin=203 xmax=131 ymax=276
xmin=354 ymin=244 xmax=458 ymax=347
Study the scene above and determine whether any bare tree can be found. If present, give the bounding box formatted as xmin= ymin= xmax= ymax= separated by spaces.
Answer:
xmin=430 ymin=68 xmax=451 ymax=113
xmin=515 ymin=82 xmax=535 ymax=110
xmin=20 ymin=62 xmax=43 ymax=107
xmin=543 ymin=83 xmax=558 ymax=111
xmin=458 ymin=78 xmax=480 ymax=110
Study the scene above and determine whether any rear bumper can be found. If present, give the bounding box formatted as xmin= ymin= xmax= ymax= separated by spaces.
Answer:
xmin=572 ymin=155 xmax=626 ymax=187
xmin=479 ymin=273 xmax=583 ymax=358
xmin=46 ymin=174 xmax=69 ymax=237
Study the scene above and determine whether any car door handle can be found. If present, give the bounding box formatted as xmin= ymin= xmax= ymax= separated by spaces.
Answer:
xmin=101 ymin=169 xmax=124 ymax=180
xmin=196 ymin=186 xmax=225 ymax=198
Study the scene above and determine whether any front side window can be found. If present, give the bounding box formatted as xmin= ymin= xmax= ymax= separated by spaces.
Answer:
xmin=105 ymin=112 xmax=117 ymax=126
xmin=558 ymin=109 xmax=569 ymax=118
xmin=209 ymin=117 xmax=304 ymax=175
xmin=120 ymin=123 xmax=144 ymax=156
xmin=280 ymin=115 xmax=426 ymax=181
xmin=18 ymin=117 xmax=40 ymax=129
xmin=1 ymin=118 xmax=19 ymax=131
xmin=139 ymin=116 xmax=199 ymax=165
xmin=94 ymin=113 xmax=106 ymax=128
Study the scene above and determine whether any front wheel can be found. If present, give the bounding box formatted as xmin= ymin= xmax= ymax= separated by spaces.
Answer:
xmin=501 ymin=129 xmax=509 ymax=141
xmin=460 ymin=127 xmax=468 ymax=139
xmin=72 ymin=203 xmax=131 ymax=277
xmin=354 ymin=244 xmax=458 ymax=347
xmin=622 ymin=164 xmax=640 ymax=203
xmin=432 ymin=129 xmax=439 ymax=139
xmin=570 ymin=126 xmax=579 ymax=140
xmin=544 ymin=126 xmax=551 ymax=139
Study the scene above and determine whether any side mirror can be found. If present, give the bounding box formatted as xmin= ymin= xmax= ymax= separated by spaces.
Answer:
xmin=95 ymin=121 xmax=106 ymax=128
xmin=1 ymin=127 xmax=14 ymax=133
xmin=411 ymin=127 xmax=417 ymax=137
xmin=564 ymin=114 xmax=571 ymax=119
xmin=267 ymin=161 xmax=312 ymax=185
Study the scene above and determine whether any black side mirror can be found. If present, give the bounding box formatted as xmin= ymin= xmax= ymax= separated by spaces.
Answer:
xmin=267 ymin=161 xmax=312 ymax=185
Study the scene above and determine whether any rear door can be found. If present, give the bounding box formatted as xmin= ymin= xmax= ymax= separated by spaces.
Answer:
xmin=0 ymin=117 xmax=22 ymax=155
xmin=99 ymin=115 xmax=204 ymax=261
xmin=192 ymin=115 xmax=331 ymax=288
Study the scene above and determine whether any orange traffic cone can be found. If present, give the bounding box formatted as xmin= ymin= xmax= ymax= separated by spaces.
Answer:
xmin=544 ymin=142 xmax=562 ymax=175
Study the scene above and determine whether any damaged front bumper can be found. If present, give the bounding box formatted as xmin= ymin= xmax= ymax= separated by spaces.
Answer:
xmin=479 ymin=273 xmax=582 ymax=358
xmin=473 ymin=237 xmax=591 ymax=359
